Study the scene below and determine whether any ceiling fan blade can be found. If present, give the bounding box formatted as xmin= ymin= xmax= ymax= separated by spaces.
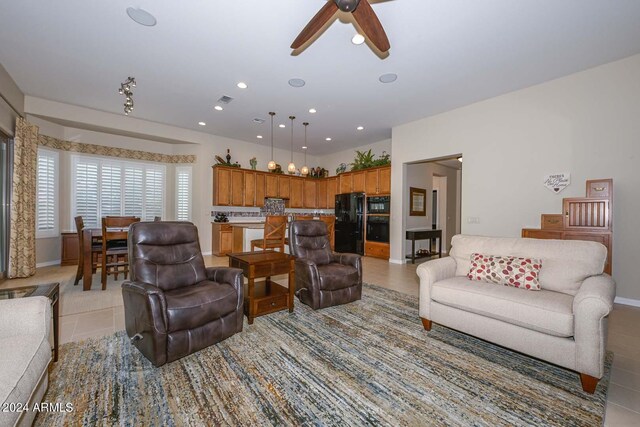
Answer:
xmin=352 ymin=0 xmax=390 ymax=52
xmin=291 ymin=1 xmax=339 ymax=49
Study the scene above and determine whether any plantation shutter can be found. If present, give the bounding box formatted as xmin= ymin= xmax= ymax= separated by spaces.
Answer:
xmin=144 ymin=168 xmax=164 ymax=221
xmin=36 ymin=151 xmax=57 ymax=234
xmin=176 ymin=167 xmax=191 ymax=221
xmin=123 ymin=166 xmax=144 ymax=218
xmin=100 ymin=164 xmax=122 ymax=217
xmin=74 ymin=159 xmax=99 ymax=228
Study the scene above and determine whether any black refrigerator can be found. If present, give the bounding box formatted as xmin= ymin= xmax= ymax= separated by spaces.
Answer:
xmin=335 ymin=193 xmax=365 ymax=255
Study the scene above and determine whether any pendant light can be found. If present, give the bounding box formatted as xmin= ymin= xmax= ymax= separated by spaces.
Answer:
xmin=301 ymin=122 xmax=309 ymax=177
xmin=287 ymin=116 xmax=296 ymax=174
xmin=267 ymin=112 xmax=276 ymax=171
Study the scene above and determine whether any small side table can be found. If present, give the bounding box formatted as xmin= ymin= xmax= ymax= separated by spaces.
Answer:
xmin=228 ymin=251 xmax=295 ymax=325
xmin=406 ymin=229 xmax=443 ymax=264
xmin=0 ymin=282 xmax=59 ymax=362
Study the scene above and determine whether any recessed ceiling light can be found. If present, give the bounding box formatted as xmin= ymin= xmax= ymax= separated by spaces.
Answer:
xmin=352 ymin=34 xmax=365 ymax=45
xmin=325 ymin=137 xmax=332 ymax=141
xmin=357 ymin=126 xmax=364 ymax=131
xmin=379 ymin=73 xmax=398 ymax=83
xmin=214 ymin=105 xmax=223 ymax=111
xmin=257 ymin=135 xmax=263 ymax=139
xmin=288 ymin=78 xmax=306 ymax=88
xmin=198 ymin=121 xmax=206 ymax=126
xmin=309 ymin=108 xmax=317 ymax=114
xmin=302 ymin=146 xmax=308 ymax=150
xmin=126 ymin=7 xmax=157 ymax=26
xmin=279 ymin=124 xmax=286 ymax=128
xmin=237 ymin=82 xmax=248 ymax=89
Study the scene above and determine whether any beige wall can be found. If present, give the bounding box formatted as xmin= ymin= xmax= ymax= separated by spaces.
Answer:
xmin=391 ymin=53 xmax=640 ymax=301
xmin=320 ymin=139 xmax=391 ymax=176
xmin=0 ymin=63 xmax=23 ymax=136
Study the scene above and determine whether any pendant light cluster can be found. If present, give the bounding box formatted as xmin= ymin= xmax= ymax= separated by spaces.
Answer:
xmin=287 ymin=116 xmax=296 ymax=174
xmin=301 ymin=122 xmax=309 ymax=177
xmin=266 ymin=111 xmax=312 ymax=175
xmin=268 ymin=112 xmax=277 ymax=170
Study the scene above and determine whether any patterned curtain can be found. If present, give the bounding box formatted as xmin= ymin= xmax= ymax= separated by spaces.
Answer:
xmin=8 ymin=117 xmax=38 ymax=278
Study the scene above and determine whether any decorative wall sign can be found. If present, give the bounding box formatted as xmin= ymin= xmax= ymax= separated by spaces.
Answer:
xmin=544 ymin=173 xmax=571 ymax=193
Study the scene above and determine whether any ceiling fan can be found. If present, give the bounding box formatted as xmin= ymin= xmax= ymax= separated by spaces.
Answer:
xmin=291 ymin=0 xmax=390 ymax=53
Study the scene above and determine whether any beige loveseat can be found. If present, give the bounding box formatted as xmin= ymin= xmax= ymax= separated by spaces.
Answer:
xmin=417 ymin=235 xmax=615 ymax=393
xmin=0 ymin=297 xmax=52 ymax=427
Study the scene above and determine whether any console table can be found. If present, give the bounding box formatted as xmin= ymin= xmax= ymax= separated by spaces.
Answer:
xmin=406 ymin=229 xmax=442 ymax=264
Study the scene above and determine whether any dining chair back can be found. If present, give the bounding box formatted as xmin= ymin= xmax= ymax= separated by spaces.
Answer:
xmin=250 ymin=215 xmax=288 ymax=253
xmin=73 ymin=216 xmax=102 ymax=286
xmin=319 ymin=216 xmax=336 ymax=250
xmin=101 ymin=216 xmax=140 ymax=290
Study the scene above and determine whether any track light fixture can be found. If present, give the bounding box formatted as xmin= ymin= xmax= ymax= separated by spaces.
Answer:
xmin=118 ymin=77 xmax=136 ymax=115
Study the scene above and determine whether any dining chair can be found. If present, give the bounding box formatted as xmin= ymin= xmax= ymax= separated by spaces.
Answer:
xmin=294 ymin=215 xmax=314 ymax=221
xmin=101 ymin=216 xmax=140 ymax=290
xmin=250 ymin=215 xmax=288 ymax=253
xmin=73 ymin=216 xmax=102 ymax=286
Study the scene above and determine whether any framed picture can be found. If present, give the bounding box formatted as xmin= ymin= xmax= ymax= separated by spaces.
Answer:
xmin=410 ymin=187 xmax=427 ymax=216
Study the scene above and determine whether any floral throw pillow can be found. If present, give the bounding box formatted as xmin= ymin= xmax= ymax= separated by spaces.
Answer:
xmin=468 ymin=253 xmax=542 ymax=291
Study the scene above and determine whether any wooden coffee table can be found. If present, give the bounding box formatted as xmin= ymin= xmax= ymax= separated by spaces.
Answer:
xmin=0 ymin=282 xmax=59 ymax=362
xmin=228 ymin=251 xmax=295 ymax=325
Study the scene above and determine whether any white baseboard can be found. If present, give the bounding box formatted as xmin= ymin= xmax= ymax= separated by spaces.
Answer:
xmin=202 ymin=251 xmax=213 ymax=256
xmin=615 ymin=297 xmax=640 ymax=308
xmin=36 ymin=260 xmax=61 ymax=268
xmin=389 ymin=258 xmax=405 ymax=265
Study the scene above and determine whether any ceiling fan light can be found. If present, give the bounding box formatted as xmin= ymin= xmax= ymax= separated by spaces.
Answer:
xmin=352 ymin=34 xmax=365 ymax=45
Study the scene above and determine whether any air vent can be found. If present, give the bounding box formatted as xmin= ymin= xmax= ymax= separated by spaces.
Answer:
xmin=252 ymin=118 xmax=265 ymax=124
xmin=217 ymin=95 xmax=234 ymax=104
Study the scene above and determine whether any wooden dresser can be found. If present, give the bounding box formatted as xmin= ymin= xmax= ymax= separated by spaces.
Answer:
xmin=522 ymin=179 xmax=612 ymax=274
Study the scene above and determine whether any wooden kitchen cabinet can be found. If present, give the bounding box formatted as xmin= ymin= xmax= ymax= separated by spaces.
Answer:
xmin=278 ymin=175 xmax=291 ymax=199
xmin=363 ymin=166 xmax=391 ymax=195
xmin=231 ymin=170 xmax=244 ymax=206
xmin=339 ymin=173 xmax=352 ymax=194
xmin=213 ymin=167 xmax=232 ymax=205
xmin=255 ymin=172 xmax=266 ymax=207
xmin=212 ymin=223 xmax=233 ymax=256
xmin=352 ymin=171 xmax=365 ymax=193
xmin=289 ymin=177 xmax=304 ymax=208
xmin=304 ymin=180 xmax=317 ymax=208
xmin=265 ymin=173 xmax=278 ymax=198
xmin=316 ymin=180 xmax=328 ymax=209
xmin=327 ymin=177 xmax=338 ymax=209
xmin=243 ymin=171 xmax=256 ymax=206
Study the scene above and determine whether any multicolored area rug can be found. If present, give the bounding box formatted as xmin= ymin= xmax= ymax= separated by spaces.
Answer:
xmin=37 ymin=284 xmax=611 ymax=426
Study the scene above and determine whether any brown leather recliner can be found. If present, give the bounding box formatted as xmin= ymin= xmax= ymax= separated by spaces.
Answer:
xmin=122 ymin=221 xmax=244 ymax=367
xmin=288 ymin=220 xmax=362 ymax=310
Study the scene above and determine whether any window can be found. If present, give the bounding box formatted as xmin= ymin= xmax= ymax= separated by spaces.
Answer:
xmin=36 ymin=149 xmax=59 ymax=238
xmin=176 ymin=166 xmax=192 ymax=221
xmin=72 ymin=155 xmax=165 ymax=227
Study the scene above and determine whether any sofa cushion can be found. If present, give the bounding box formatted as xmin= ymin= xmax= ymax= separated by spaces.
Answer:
xmin=165 ymin=281 xmax=238 ymax=332
xmin=450 ymin=234 xmax=607 ymax=296
xmin=431 ymin=277 xmax=574 ymax=337
xmin=468 ymin=253 xmax=541 ymax=290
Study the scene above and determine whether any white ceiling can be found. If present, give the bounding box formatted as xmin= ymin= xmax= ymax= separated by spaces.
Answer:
xmin=1 ymin=0 xmax=640 ymax=155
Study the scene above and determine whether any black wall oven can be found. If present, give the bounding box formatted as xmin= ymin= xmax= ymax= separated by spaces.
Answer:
xmin=366 ymin=196 xmax=390 ymax=214
xmin=366 ymin=215 xmax=390 ymax=243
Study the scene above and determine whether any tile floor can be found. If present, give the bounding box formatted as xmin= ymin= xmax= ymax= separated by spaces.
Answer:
xmin=2 ymin=256 xmax=639 ymax=425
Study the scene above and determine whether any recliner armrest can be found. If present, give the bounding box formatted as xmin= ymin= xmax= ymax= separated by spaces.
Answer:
xmin=122 ymin=280 xmax=164 ymax=296
xmin=206 ymin=267 xmax=243 ymax=289
xmin=331 ymin=252 xmax=361 ymax=269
